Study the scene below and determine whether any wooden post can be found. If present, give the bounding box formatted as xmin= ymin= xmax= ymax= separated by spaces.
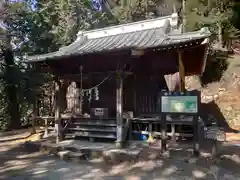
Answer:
xmin=79 ymin=66 xmax=83 ymax=115
xmin=54 ymin=81 xmax=63 ymax=144
xmin=31 ymin=101 xmax=36 ymax=134
xmin=193 ymin=115 xmax=199 ymax=156
xmin=171 ymin=124 xmax=176 ymax=144
xmin=75 ymin=83 xmax=82 ymax=114
xmin=43 ymin=117 xmax=49 ymax=138
xmin=161 ymin=114 xmax=167 ymax=152
xmin=116 ymin=71 xmax=123 ymax=148
xmin=128 ymin=119 xmax=132 ymax=143
xmin=193 ymin=92 xmax=200 ymax=156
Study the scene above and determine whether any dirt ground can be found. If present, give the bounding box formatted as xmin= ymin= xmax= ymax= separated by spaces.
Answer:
xmin=0 ymin=130 xmax=240 ymax=180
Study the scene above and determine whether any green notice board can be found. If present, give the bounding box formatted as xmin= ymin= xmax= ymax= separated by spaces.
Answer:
xmin=161 ymin=96 xmax=198 ymax=113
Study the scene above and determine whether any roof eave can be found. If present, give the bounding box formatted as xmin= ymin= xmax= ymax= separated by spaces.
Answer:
xmin=27 ymin=36 xmax=210 ymax=63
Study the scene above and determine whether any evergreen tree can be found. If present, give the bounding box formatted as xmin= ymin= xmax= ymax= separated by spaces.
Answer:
xmin=184 ymin=0 xmax=239 ymax=47
xmin=0 ymin=0 xmax=21 ymax=130
xmin=104 ymin=0 xmax=176 ymax=24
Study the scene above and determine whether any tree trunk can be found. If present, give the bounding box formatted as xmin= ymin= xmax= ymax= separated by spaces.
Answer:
xmin=182 ymin=0 xmax=186 ymax=33
xmin=218 ymin=1 xmax=224 ymax=48
xmin=218 ymin=22 xmax=223 ymax=48
xmin=3 ymin=49 xmax=21 ymax=129
xmin=2 ymin=0 xmax=20 ymax=130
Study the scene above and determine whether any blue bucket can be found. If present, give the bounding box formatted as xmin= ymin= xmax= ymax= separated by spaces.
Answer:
xmin=140 ymin=134 xmax=148 ymax=141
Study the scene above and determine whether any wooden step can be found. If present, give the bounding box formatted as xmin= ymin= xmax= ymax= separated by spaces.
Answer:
xmin=72 ymin=118 xmax=116 ymax=123
xmin=71 ymin=118 xmax=117 ymax=126
xmin=73 ymin=117 xmax=116 ymax=121
xmin=72 ymin=122 xmax=116 ymax=127
xmin=65 ymin=132 xmax=116 ymax=139
xmin=68 ymin=127 xmax=116 ymax=133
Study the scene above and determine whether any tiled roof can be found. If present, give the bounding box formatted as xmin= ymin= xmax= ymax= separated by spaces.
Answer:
xmin=27 ymin=13 xmax=211 ymax=62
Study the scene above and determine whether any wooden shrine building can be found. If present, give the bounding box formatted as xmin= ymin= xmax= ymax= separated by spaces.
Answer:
xmin=27 ymin=13 xmax=211 ymax=147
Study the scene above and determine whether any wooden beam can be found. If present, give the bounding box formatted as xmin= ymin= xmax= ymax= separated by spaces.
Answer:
xmin=116 ymin=70 xmax=123 ymax=148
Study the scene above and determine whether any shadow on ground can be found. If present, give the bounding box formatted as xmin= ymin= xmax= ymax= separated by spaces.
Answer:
xmin=0 ymin=137 xmax=240 ymax=180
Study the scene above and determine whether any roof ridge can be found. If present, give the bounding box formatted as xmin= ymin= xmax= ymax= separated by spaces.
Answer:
xmin=59 ymin=14 xmax=178 ymax=52
xmin=81 ymin=13 xmax=176 ymax=34
xmin=78 ymin=13 xmax=178 ymax=39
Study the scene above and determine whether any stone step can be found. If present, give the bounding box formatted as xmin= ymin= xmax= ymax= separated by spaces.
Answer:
xmin=41 ymin=141 xmax=141 ymax=164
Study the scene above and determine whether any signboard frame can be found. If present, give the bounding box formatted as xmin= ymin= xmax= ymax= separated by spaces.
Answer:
xmin=158 ymin=90 xmax=201 ymax=156
xmin=158 ymin=90 xmax=201 ymax=115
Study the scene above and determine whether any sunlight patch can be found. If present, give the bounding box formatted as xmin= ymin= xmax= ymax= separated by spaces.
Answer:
xmin=192 ymin=170 xmax=206 ymax=178
xmin=56 ymin=167 xmax=71 ymax=173
xmin=162 ymin=166 xmax=178 ymax=176
xmin=32 ymin=167 xmax=48 ymax=175
xmin=125 ymin=175 xmax=142 ymax=180
xmin=37 ymin=159 xmax=55 ymax=166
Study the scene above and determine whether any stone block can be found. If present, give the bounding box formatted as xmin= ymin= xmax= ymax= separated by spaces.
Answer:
xmin=57 ymin=151 xmax=70 ymax=161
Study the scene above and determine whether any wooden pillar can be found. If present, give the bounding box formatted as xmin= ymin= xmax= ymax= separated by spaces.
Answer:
xmin=54 ymin=81 xmax=63 ymax=144
xmin=76 ymin=82 xmax=83 ymax=114
xmin=116 ymin=71 xmax=123 ymax=148
xmin=133 ymin=74 xmax=137 ymax=115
